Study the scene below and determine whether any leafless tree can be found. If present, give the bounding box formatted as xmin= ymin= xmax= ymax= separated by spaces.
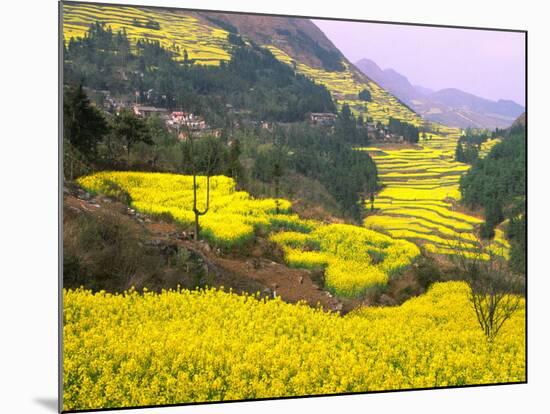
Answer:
xmin=447 ymin=235 xmax=525 ymax=342
xmin=185 ymin=126 xmax=220 ymax=241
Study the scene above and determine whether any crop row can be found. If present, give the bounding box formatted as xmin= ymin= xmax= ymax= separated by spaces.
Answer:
xmin=362 ymin=131 xmax=508 ymax=256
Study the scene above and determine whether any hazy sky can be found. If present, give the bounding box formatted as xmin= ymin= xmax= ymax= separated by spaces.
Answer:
xmin=313 ymin=20 xmax=525 ymax=105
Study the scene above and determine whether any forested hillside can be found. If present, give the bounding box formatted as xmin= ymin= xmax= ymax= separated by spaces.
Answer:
xmin=460 ymin=117 xmax=526 ymax=272
xmin=64 ymin=22 xmax=335 ymax=124
xmin=64 ymin=22 xmax=377 ymax=221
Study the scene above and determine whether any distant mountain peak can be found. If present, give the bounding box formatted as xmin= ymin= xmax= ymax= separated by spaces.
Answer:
xmin=355 ymin=59 xmax=418 ymax=102
xmin=355 ymin=57 xmax=525 ymax=130
xmin=356 ymin=58 xmax=382 ymax=70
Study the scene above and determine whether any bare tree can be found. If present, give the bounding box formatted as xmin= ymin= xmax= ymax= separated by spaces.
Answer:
xmin=191 ymin=172 xmax=209 ymax=241
xmin=448 ymin=236 xmax=524 ymax=342
xmin=272 ymin=161 xmax=282 ymax=214
xmin=184 ymin=126 xmax=220 ymax=241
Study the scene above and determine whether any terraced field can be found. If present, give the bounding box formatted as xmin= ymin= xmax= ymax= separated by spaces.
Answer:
xmin=361 ymin=128 xmax=509 ymax=258
xmin=266 ymin=46 xmax=422 ymax=126
xmin=63 ymin=2 xmax=231 ymax=65
xmin=259 ymin=47 xmax=459 ymax=254
xmin=271 ymin=224 xmax=419 ymax=296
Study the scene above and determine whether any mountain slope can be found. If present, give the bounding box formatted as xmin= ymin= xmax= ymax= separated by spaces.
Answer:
xmin=506 ymin=112 xmax=526 ymax=135
xmin=355 ymin=58 xmax=420 ymax=103
xmin=429 ymin=88 xmax=524 ymax=118
xmin=511 ymin=112 xmax=526 ymax=129
xmin=205 ymin=13 xmax=422 ymax=126
xmin=355 ymin=58 xmax=524 ymax=129
xmin=63 ymin=3 xmax=421 ymax=127
xmin=198 ymin=12 xmax=345 ymax=71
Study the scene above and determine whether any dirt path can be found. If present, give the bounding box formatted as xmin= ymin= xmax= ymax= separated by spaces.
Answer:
xmin=145 ymin=222 xmax=343 ymax=312
xmin=65 ymin=185 xmax=344 ymax=313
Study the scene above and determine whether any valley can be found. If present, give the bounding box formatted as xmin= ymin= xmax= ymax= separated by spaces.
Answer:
xmin=362 ymin=128 xmax=508 ymax=258
xmin=60 ymin=2 xmax=526 ymax=411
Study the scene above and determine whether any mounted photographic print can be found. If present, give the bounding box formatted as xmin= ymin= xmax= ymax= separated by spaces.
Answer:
xmin=60 ymin=1 xmax=527 ymax=412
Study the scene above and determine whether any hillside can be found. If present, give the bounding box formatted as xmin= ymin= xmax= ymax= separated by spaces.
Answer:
xmin=196 ymin=12 xmax=344 ymax=71
xmin=63 ymin=3 xmax=234 ymax=65
xmin=62 ymin=2 xmax=520 ymax=257
xmin=212 ymin=13 xmax=422 ymax=125
xmin=509 ymin=112 xmax=526 ymax=132
xmin=62 ymin=2 xmax=421 ymax=127
xmin=62 ymin=2 xmax=508 ymax=258
xmin=355 ymin=58 xmax=524 ymax=129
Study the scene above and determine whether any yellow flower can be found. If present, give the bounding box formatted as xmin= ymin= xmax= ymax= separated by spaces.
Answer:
xmin=63 ymin=282 xmax=525 ymax=411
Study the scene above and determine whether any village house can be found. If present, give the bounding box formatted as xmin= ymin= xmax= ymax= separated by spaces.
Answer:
xmin=309 ymin=112 xmax=337 ymax=126
xmin=132 ymin=105 xmax=169 ymax=118
xmin=167 ymin=111 xmax=207 ymax=131
xmin=260 ymin=121 xmax=273 ymax=132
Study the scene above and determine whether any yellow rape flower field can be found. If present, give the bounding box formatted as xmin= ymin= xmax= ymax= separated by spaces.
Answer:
xmin=78 ymin=172 xmax=293 ymax=248
xmin=271 ymin=224 xmax=419 ymax=296
xmin=77 ymin=171 xmax=419 ymax=296
xmin=63 ymin=281 xmax=525 ymax=411
xmin=360 ymin=128 xmax=510 ymax=258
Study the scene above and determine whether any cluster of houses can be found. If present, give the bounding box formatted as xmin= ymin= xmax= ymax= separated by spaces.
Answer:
xmin=132 ymin=106 xmax=207 ymax=131
xmin=166 ymin=111 xmax=207 ymax=131
xmin=93 ymin=89 xmax=211 ymax=140
xmin=130 ymin=105 xmax=407 ymax=143
xmin=97 ymin=89 xmax=411 ymax=143
xmin=308 ymin=112 xmax=401 ymax=141
xmin=309 ymin=112 xmax=337 ymax=126
xmin=131 ymin=105 xmax=214 ymax=139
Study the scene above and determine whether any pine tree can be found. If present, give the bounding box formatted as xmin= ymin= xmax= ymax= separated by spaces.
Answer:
xmin=358 ymin=89 xmax=372 ymax=101
xmin=455 ymin=142 xmax=466 ymax=163
xmin=112 ymin=109 xmax=153 ymax=164
xmin=63 ymin=83 xmax=109 ymax=160
xmin=227 ymin=139 xmax=243 ymax=182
